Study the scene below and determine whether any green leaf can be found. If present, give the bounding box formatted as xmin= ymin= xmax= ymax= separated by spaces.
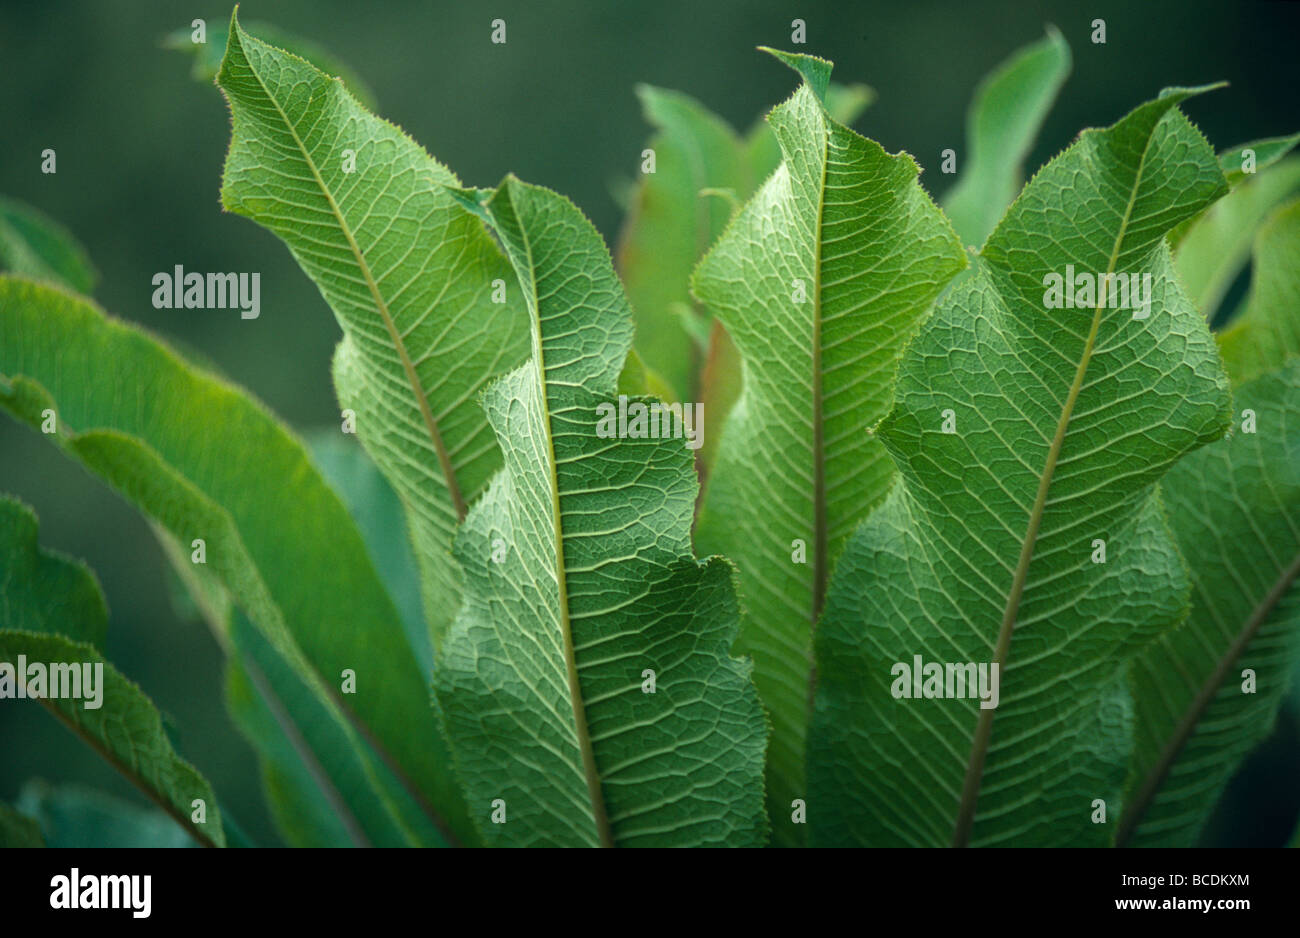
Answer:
xmin=0 ymin=800 xmax=44 ymax=847
xmin=435 ymin=177 xmax=768 ymax=847
xmin=0 ymin=494 xmax=107 ymax=651
xmin=1175 ymin=158 xmax=1300 ymax=323
xmin=216 ymin=11 xmax=528 ymax=649
xmin=159 ymin=427 xmax=449 ymax=846
xmin=1218 ymin=133 xmax=1300 ymax=188
xmin=1212 ymin=199 xmax=1300 ymax=383
xmin=691 ymin=49 xmax=967 ymax=839
xmin=616 ymin=85 xmax=749 ymax=401
xmin=164 ymin=18 xmax=377 ymax=109
xmin=15 ymin=780 xmax=202 ymax=848
xmin=222 ymin=608 xmax=446 ymax=847
xmin=941 ymin=27 xmax=1072 ymax=248
xmin=0 ymin=196 xmax=97 ymax=294
xmin=0 ymin=496 xmax=224 ymax=847
xmin=807 ymin=88 xmax=1232 ymax=846
xmin=1121 ymin=360 xmax=1300 ymax=846
xmin=0 ymin=276 xmax=471 ymax=846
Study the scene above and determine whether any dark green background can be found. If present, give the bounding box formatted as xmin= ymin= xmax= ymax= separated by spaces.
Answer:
xmin=2 ymin=0 xmax=1297 ymax=846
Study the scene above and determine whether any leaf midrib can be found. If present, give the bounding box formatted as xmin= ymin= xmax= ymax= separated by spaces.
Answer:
xmin=236 ymin=35 xmax=467 ymax=521
xmin=1116 ymin=547 xmax=1300 ymax=845
xmin=809 ymin=108 xmax=830 ymax=638
xmin=6 ymin=645 xmax=220 ymax=848
xmin=507 ymin=187 xmax=615 ymax=848
xmin=950 ymin=125 xmax=1159 ymax=847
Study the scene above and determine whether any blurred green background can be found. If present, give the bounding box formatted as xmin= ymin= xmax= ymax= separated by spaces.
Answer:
xmin=2 ymin=0 xmax=1297 ymax=846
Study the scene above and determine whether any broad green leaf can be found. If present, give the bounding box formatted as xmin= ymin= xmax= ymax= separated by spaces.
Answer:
xmin=1175 ymin=158 xmax=1300 ymax=323
xmin=14 ymin=781 xmax=199 ymax=848
xmin=164 ymin=18 xmax=377 ymax=109
xmin=217 ymin=12 xmax=529 ymax=650
xmin=177 ymin=546 xmax=400 ymax=849
xmin=0 ymin=196 xmax=97 ymax=294
xmin=941 ymin=27 xmax=1072 ymax=248
xmin=691 ymin=49 xmax=967 ymax=839
xmin=1121 ymin=360 xmax=1300 ymax=846
xmin=221 ymin=645 xmax=344 ymax=847
xmin=807 ymin=88 xmax=1232 ymax=846
xmin=435 ymin=176 xmax=768 ymax=847
xmin=0 ymin=497 xmax=224 ymax=847
xmin=0 ymin=800 xmax=44 ymax=847
xmin=1120 ymin=203 xmax=1300 ymax=846
xmin=0 ymin=276 xmax=471 ymax=846
xmin=1213 ymin=199 xmax=1300 ymax=383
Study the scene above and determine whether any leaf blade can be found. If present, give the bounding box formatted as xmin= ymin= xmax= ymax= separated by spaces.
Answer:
xmin=692 ymin=50 xmax=967 ymax=836
xmin=0 ymin=276 xmax=471 ymax=846
xmin=216 ymin=11 xmax=529 ymax=647
xmin=435 ymin=177 xmax=769 ymax=847
xmin=0 ymin=496 xmax=223 ymax=847
xmin=809 ymin=89 xmax=1232 ymax=846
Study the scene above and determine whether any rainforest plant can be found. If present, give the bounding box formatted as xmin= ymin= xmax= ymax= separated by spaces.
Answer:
xmin=2 ymin=10 xmax=1298 ymax=848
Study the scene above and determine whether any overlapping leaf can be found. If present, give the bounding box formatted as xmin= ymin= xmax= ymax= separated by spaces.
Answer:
xmin=0 ymin=276 xmax=471 ymax=845
xmin=1121 ymin=203 xmax=1300 ymax=846
xmin=217 ymin=11 xmax=528 ymax=647
xmin=1121 ymin=361 xmax=1300 ymax=845
xmin=435 ymin=176 xmax=768 ymax=847
xmin=13 ymin=781 xmax=208 ymax=848
xmin=0 ymin=496 xmax=223 ymax=847
xmin=616 ymin=85 xmax=749 ymax=402
xmin=807 ymin=89 xmax=1232 ymax=846
xmin=691 ymin=50 xmax=967 ymax=837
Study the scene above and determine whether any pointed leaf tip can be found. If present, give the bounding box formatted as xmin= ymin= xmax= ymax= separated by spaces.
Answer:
xmin=1158 ymin=81 xmax=1228 ymax=102
xmin=759 ymin=46 xmax=833 ymax=102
